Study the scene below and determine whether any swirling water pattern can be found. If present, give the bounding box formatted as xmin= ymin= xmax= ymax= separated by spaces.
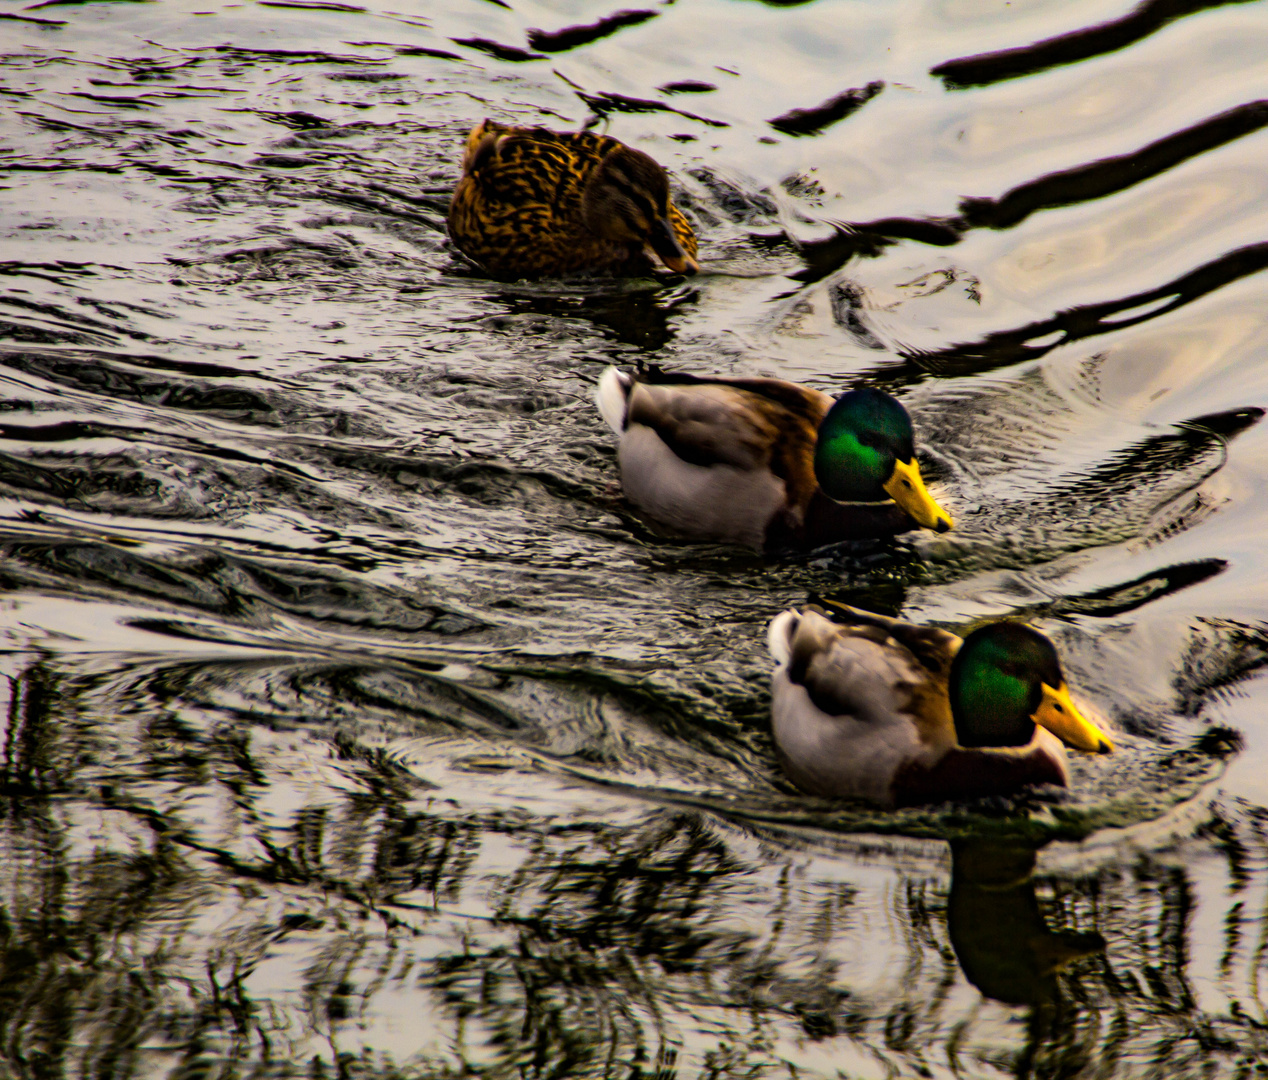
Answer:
xmin=2 ymin=0 xmax=1268 ymax=1075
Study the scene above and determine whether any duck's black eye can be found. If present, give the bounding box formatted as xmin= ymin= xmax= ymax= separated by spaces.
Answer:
xmin=1052 ymin=702 xmax=1064 ymax=713
xmin=902 ymin=479 xmax=912 ymax=489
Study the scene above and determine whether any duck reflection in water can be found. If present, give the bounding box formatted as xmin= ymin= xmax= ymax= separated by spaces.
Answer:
xmin=949 ymin=839 xmax=1104 ymax=1008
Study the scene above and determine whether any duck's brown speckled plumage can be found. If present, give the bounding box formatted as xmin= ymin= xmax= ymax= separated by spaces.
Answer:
xmin=448 ymin=120 xmax=697 ymax=280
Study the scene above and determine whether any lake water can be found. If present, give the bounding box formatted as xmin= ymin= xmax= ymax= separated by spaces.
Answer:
xmin=3 ymin=0 xmax=1268 ymax=1075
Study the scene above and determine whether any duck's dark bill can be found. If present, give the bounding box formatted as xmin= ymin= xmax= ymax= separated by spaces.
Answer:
xmin=648 ymin=217 xmax=699 ymax=274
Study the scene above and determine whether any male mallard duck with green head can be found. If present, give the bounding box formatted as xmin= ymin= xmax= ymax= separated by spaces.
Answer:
xmin=448 ymin=120 xmax=698 ymax=280
xmin=767 ymin=606 xmax=1113 ymax=807
xmin=596 ymin=366 xmax=952 ymax=551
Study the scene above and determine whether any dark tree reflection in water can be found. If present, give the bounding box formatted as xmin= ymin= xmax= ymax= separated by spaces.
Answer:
xmin=3 ymin=0 xmax=1268 ymax=1075
xmin=0 ymin=645 xmax=1264 ymax=1076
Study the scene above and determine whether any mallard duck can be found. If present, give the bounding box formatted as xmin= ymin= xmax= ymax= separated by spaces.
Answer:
xmin=595 ymin=366 xmax=952 ymax=551
xmin=767 ymin=606 xmax=1113 ymax=807
xmin=447 ymin=119 xmax=698 ymax=280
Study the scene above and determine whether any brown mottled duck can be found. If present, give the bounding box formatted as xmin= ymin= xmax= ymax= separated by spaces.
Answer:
xmin=447 ymin=119 xmax=699 ymax=280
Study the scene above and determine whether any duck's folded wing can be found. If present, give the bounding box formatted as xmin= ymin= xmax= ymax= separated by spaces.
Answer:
xmin=771 ymin=608 xmax=956 ymax=803
xmin=784 ymin=610 xmax=929 ymax=722
xmin=814 ymin=602 xmax=962 ymax=679
xmin=624 ymin=381 xmax=793 ymax=470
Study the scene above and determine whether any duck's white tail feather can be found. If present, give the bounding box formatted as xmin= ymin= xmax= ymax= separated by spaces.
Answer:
xmin=767 ymin=610 xmax=800 ymax=667
xmin=595 ymin=366 xmax=632 ymax=435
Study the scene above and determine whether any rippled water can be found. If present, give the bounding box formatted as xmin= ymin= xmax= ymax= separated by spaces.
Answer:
xmin=3 ymin=0 xmax=1268 ymax=1075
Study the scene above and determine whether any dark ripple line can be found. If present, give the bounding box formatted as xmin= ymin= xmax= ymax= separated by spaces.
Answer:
xmin=2 ymin=162 xmax=123 ymax=175
xmin=320 ymin=182 xmax=448 ymax=228
xmin=932 ymin=0 xmax=1259 ymax=89
xmin=259 ymin=1 xmax=367 ymax=11
xmin=1055 ymin=559 xmax=1228 ymax=619
xmin=527 ymin=9 xmax=660 ymax=53
xmin=1 ymin=296 xmax=135 ymax=337
xmin=0 ymin=536 xmax=484 ymax=634
xmin=2 ymin=346 xmax=256 ymax=381
xmin=961 ymin=99 xmax=1268 ymax=231
xmin=451 ymin=37 xmax=545 ymax=63
xmin=0 ymin=411 xmax=324 ymax=484
xmin=0 ymin=514 xmax=444 ymax=579
xmin=0 ymin=261 xmax=102 ymax=285
xmin=659 ymin=81 xmax=716 ymax=95
xmin=393 ymin=45 xmax=463 ymax=62
xmin=576 ymin=90 xmax=729 ymax=128
xmin=251 ymin=109 xmax=336 ymax=131
xmin=15 ymin=110 xmax=114 ymax=135
xmin=63 ymin=92 xmax=158 ymax=110
xmin=0 ymin=11 xmax=64 ymax=26
xmin=795 ymin=99 xmax=1268 ymax=284
xmin=903 ymin=241 xmax=1268 ymax=376
xmin=769 ymin=81 xmax=884 ymax=137
xmin=194 ymin=44 xmax=377 ymax=65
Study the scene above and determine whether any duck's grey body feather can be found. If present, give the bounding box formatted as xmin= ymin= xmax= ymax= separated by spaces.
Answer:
xmin=769 ymin=609 xmax=950 ymax=803
xmin=619 ymin=426 xmax=785 ymax=548
xmin=595 ymin=366 xmax=831 ymax=548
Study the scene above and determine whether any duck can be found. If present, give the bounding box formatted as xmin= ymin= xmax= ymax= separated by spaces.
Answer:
xmin=595 ymin=365 xmax=953 ymax=551
xmin=447 ymin=119 xmax=698 ymax=280
xmin=766 ymin=605 xmax=1113 ymax=807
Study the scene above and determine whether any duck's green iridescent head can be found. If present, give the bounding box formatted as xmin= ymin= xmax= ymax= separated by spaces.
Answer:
xmin=813 ymin=388 xmax=952 ymax=532
xmin=948 ymin=623 xmax=1113 ymax=753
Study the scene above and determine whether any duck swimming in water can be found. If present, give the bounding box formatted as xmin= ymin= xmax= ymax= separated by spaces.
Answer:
xmin=447 ymin=120 xmax=698 ymax=280
xmin=767 ymin=606 xmax=1113 ymax=807
xmin=596 ymin=366 xmax=952 ymax=551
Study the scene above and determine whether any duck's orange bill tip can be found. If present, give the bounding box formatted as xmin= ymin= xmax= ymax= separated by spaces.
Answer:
xmin=648 ymin=219 xmax=698 ymax=274
xmin=665 ymin=252 xmax=699 ymax=274
xmin=882 ymin=457 xmax=953 ymax=533
xmin=645 ymin=245 xmax=697 ymax=275
xmin=1034 ymin=682 xmax=1114 ymax=754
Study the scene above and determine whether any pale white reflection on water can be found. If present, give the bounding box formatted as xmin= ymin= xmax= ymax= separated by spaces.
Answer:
xmin=2 ymin=0 xmax=1268 ymax=1075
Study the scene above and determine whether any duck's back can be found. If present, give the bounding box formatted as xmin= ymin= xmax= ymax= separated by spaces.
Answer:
xmin=609 ymin=370 xmax=831 ymax=548
xmin=769 ymin=609 xmax=956 ymax=803
xmin=449 ymin=124 xmax=633 ymax=278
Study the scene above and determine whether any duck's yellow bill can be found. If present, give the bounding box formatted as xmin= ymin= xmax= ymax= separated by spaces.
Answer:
xmin=1033 ymin=682 xmax=1113 ymax=754
xmin=883 ymin=457 xmax=953 ymax=533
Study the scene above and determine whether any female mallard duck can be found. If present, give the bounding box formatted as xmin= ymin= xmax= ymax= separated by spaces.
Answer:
xmin=596 ymin=366 xmax=952 ymax=551
xmin=448 ymin=119 xmax=698 ymax=280
xmin=767 ymin=606 xmax=1113 ymax=807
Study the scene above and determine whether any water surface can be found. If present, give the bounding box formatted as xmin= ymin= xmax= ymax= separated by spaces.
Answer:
xmin=3 ymin=0 xmax=1268 ymax=1075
